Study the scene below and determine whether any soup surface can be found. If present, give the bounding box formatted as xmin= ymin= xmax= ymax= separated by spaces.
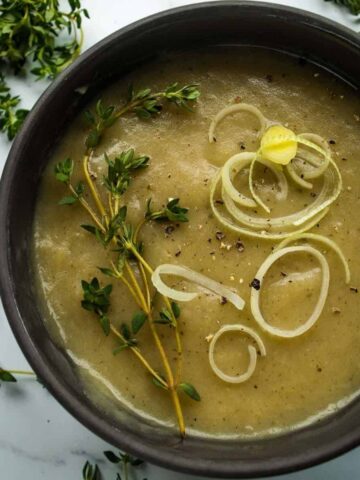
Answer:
xmin=33 ymin=48 xmax=360 ymax=437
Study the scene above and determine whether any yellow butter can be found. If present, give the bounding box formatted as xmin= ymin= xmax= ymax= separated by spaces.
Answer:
xmin=260 ymin=125 xmax=297 ymax=165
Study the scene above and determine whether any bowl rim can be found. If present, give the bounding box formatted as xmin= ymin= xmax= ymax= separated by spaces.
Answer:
xmin=1 ymin=1 xmax=360 ymax=478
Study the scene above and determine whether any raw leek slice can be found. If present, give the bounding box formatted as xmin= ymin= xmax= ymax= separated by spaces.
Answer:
xmin=208 ymin=104 xmax=342 ymax=238
xmin=208 ymin=324 xmax=266 ymax=383
xmin=276 ymin=233 xmax=350 ymax=283
xmin=250 ymin=245 xmax=330 ymax=338
xmin=151 ymin=264 xmax=245 ymax=310
xmin=208 ymin=103 xmax=269 ymax=143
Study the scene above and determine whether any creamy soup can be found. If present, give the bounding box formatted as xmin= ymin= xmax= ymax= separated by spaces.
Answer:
xmin=33 ymin=48 xmax=360 ymax=437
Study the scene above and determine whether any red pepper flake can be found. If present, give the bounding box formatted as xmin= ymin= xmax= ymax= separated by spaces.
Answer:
xmin=350 ymin=287 xmax=358 ymax=293
xmin=175 ymin=250 xmax=181 ymax=257
xmin=250 ymin=278 xmax=261 ymax=290
xmin=329 ymin=139 xmax=336 ymax=145
xmin=220 ymin=296 xmax=228 ymax=305
xmin=215 ymin=231 xmax=225 ymax=241
xmin=215 ymin=199 xmax=224 ymax=205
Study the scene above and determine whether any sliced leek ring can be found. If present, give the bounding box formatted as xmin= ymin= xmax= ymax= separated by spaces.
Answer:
xmin=250 ymin=245 xmax=330 ymax=338
xmin=211 ymin=168 xmax=330 ymax=240
xmin=208 ymin=103 xmax=269 ymax=143
xmin=275 ymin=233 xmax=350 ymax=284
xmin=151 ymin=264 xmax=245 ymax=310
xmin=208 ymin=324 xmax=266 ymax=383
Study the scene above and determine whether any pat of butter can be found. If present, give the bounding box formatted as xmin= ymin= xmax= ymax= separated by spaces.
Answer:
xmin=260 ymin=125 xmax=297 ymax=165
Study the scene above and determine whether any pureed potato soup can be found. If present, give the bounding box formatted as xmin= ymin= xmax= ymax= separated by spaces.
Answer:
xmin=33 ymin=48 xmax=360 ymax=438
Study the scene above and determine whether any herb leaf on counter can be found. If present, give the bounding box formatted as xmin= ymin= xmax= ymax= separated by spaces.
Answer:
xmin=0 ymin=74 xmax=29 ymax=140
xmin=82 ymin=461 xmax=101 ymax=480
xmin=103 ymin=451 xmax=144 ymax=480
xmin=324 ymin=0 xmax=360 ymax=15
xmin=0 ymin=368 xmax=17 ymax=383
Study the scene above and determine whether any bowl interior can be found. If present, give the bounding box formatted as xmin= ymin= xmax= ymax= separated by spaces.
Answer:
xmin=1 ymin=2 xmax=360 ymax=478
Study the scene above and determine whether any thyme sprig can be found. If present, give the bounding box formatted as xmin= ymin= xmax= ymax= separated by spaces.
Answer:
xmin=324 ymin=0 xmax=360 ymax=15
xmin=104 ymin=451 xmax=144 ymax=480
xmin=0 ymin=367 xmax=36 ymax=383
xmin=82 ymin=461 xmax=101 ymax=480
xmin=145 ymin=197 xmax=189 ymax=223
xmin=84 ymin=82 xmax=200 ymax=149
xmin=83 ymin=451 xmax=145 ymax=480
xmin=0 ymin=0 xmax=89 ymax=139
xmin=55 ymin=81 xmax=201 ymax=437
xmin=0 ymin=73 xmax=28 ymax=140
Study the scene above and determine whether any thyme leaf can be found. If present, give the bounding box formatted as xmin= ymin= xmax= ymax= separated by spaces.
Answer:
xmin=0 ymin=368 xmax=17 ymax=383
xmin=103 ymin=149 xmax=149 ymax=197
xmin=82 ymin=461 xmax=101 ymax=480
xmin=131 ymin=311 xmax=147 ymax=334
xmin=81 ymin=277 xmax=112 ymax=336
xmin=145 ymin=198 xmax=189 ymax=223
xmin=178 ymin=382 xmax=201 ymax=402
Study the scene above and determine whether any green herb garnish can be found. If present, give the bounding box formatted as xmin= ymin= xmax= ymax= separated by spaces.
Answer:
xmin=103 ymin=451 xmax=144 ymax=480
xmin=82 ymin=461 xmax=101 ymax=480
xmin=0 ymin=74 xmax=29 ymax=140
xmin=0 ymin=367 xmax=36 ymax=383
xmin=324 ymin=0 xmax=360 ymax=15
xmin=55 ymin=81 xmax=200 ymax=438
xmin=84 ymin=83 xmax=200 ymax=148
xmin=0 ymin=368 xmax=17 ymax=383
xmin=145 ymin=198 xmax=189 ymax=223
xmin=0 ymin=0 xmax=89 ymax=139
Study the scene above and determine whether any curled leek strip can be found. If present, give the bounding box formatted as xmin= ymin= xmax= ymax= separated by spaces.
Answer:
xmin=151 ymin=264 xmax=245 ymax=310
xmin=208 ymin=103 xmax=269 ymax=143
xmin=208 ymin=324 xmax=266 ymax=384
xmin=275 ymin=233 xmax=350 ymax=284
xmin=250 ymin=245 xmax=330 ymax=338
xmin=211 ymin=168 xmax=330 ymax=240
xmin=221 ymin=152 xmax=288 ymax=209
xmin=221 ymin=151 xmax=337 ymax=229
xmin=286 ymin=133 xmax=331 ymax=189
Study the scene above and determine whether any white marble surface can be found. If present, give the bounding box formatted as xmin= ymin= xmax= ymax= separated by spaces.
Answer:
xmin=0 ymin=1 xmax=359 ymax=479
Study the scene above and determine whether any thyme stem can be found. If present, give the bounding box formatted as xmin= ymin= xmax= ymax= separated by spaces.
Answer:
xmin=109 ymin=325 xmax=167 ymax=389
xmin=3 ymin=370 xmax=35 ymax=376
xmin=83 ymin=152 xmax=107 ymax=218
xmin=125 ymin=261 xmax=148 ymax=313
xmin=147 ymin=311 xmax=185 ymax=437
xmin=127 ymin=244 xmax=184 ymax=386
xmin=68 ymin=184 xmax=104 ymax=231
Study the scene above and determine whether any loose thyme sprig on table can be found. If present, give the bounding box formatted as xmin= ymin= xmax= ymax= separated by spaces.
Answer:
xmin=83 ymin=451 xmax=145 ymax=480
xmin=0 ymin=0 xmax=89 ymax=139
xmin=0 ymin=366 xmax=36 ymax=383
xmin=55 ymin=81 xmax=201 ymax=437
xmin=324 ymin=0 xmax=360 ymax=15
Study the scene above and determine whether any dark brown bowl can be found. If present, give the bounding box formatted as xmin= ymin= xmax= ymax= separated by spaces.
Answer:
xmin=1 ymin=2 xmax=360 ymax=478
